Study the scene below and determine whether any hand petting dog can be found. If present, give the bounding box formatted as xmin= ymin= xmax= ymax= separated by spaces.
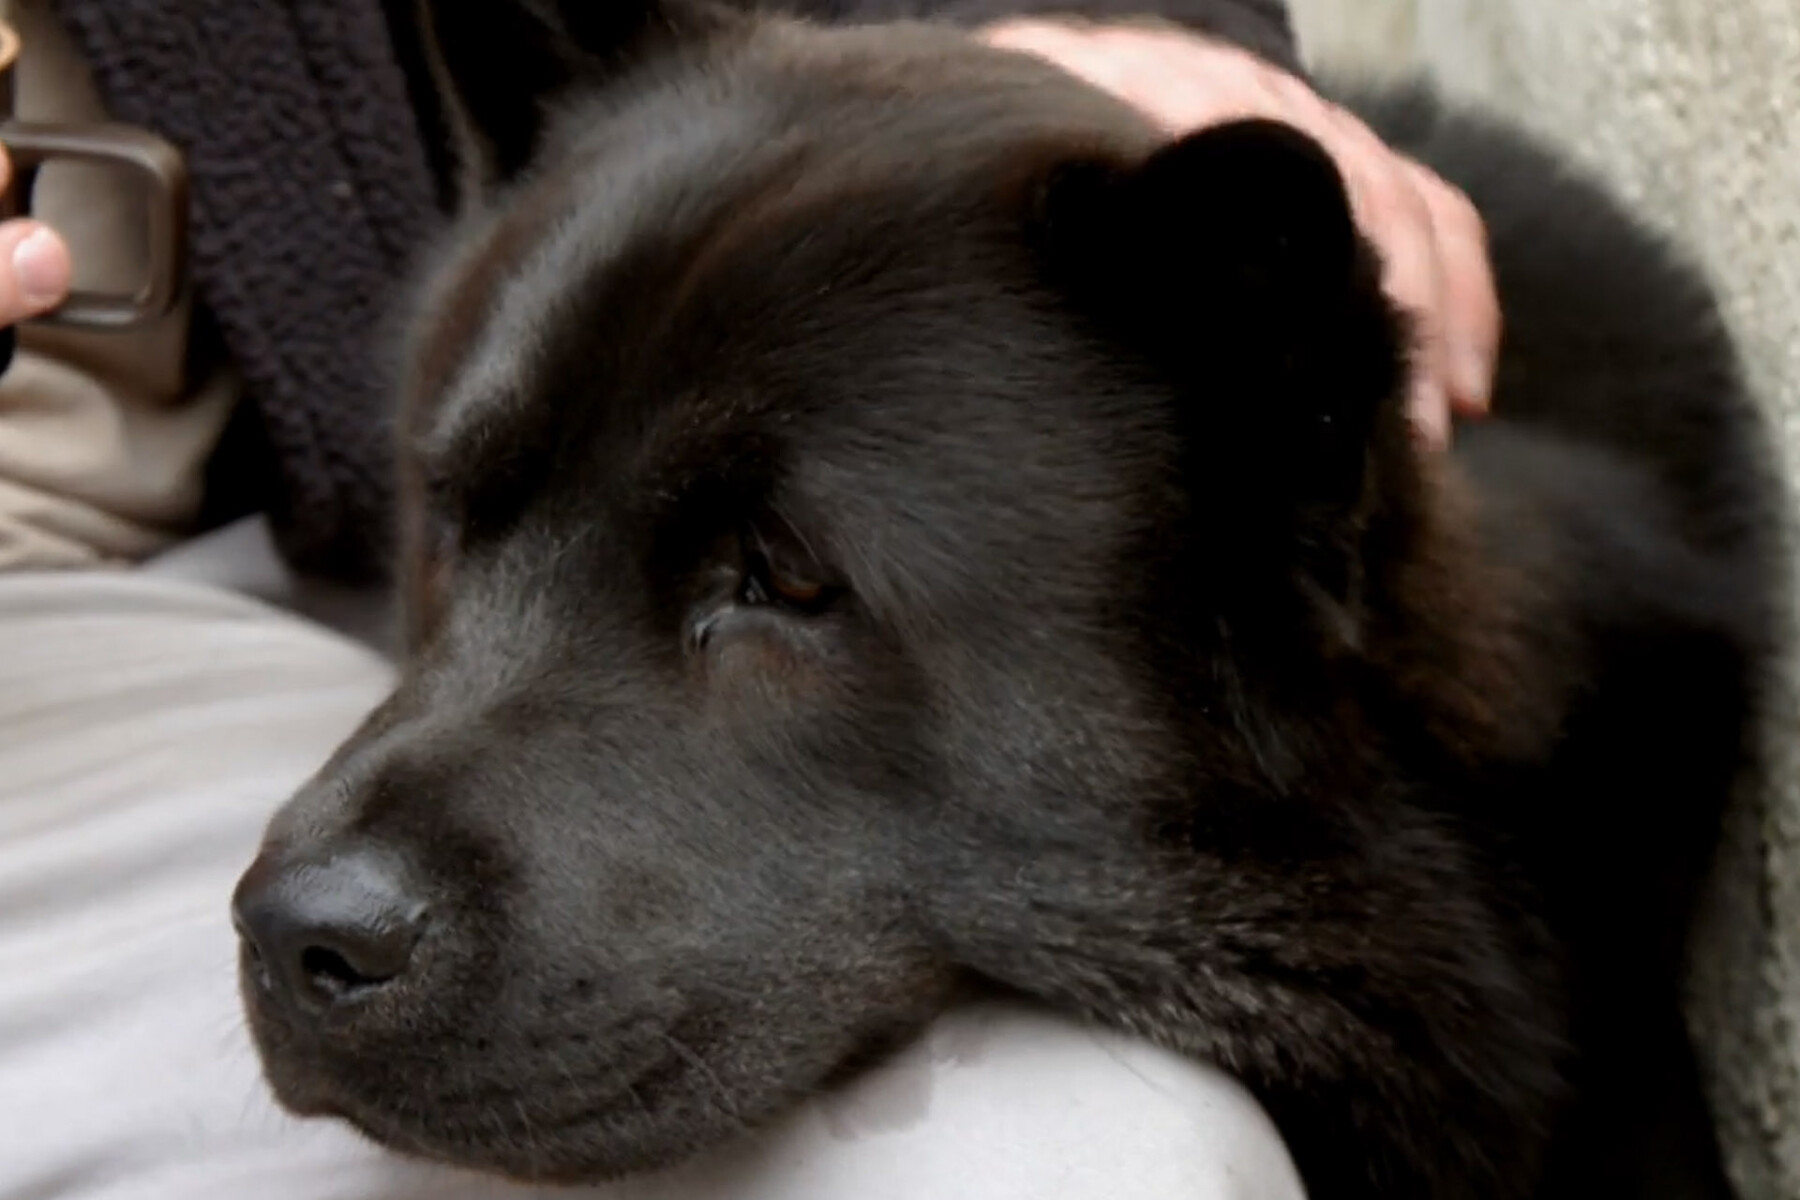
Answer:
xmin=981 ymin=19 xmax=1500 ymax=448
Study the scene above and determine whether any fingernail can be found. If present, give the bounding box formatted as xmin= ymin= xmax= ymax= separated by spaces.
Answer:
xmin=13 ymin=228 xmax=68 ymax=307
xmin=1450 ymin=344 xmax=1494 ymax=411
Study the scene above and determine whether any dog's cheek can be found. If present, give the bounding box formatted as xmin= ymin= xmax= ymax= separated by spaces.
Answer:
xmin=702 ymin=618 xmax=854 ymax=722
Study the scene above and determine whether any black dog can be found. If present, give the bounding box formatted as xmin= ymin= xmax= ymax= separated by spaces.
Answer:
xmin=231 ymin=3 xmax=1783 ymax=1196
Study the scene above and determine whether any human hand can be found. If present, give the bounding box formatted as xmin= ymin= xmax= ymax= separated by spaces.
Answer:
xmin=981 ymin=20 xmax=1500 ymax=448
xmin=0 ymin=146 xmax=71 ymax=368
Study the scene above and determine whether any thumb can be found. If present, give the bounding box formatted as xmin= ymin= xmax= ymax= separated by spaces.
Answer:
xmin=0 ymin=219 xmax=71 ymax=325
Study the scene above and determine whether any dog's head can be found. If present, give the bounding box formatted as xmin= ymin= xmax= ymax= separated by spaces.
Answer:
xmin=235 ymin=0 xmax=1419 ymax=1181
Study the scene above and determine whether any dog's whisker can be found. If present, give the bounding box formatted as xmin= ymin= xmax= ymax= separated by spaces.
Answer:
xmin=512 ymin=1097 xmax=543 ymax=1179
xmin=660 ymin=1032 xmax=743 ymax=1127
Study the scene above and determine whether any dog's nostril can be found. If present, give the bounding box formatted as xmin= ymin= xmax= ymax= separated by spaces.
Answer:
xmin=300 ymin=941 xmax=403 ymax=997
xmin=233 ymin=849 xmax=428 ymax=1012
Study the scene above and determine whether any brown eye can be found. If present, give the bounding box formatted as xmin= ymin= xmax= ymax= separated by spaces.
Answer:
xmin=765 ymin=561 xmax=825 ymax=606
xmin=740 ymin=517 xmax=839 ymax=613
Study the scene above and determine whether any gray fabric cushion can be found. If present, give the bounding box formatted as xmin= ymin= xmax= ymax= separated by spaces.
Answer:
xmin=144 ymin=514 xmax=398 ymax=653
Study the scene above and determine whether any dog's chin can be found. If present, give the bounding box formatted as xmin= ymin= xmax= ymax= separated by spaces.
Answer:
xmin=241 ymin=989 xmax=752 ymax=1183
xmin=332 ymin=1102 xmax=673 ymax=1185
xmin=322 ymin=1077 xmax=760 ymax=1185
xmin=256 ymin=1059 xmax=730 ymax=1184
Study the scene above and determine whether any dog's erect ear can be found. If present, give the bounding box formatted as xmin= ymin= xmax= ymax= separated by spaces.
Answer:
xmin=1037 ymin=119 xmax=1406 ymax=519
xmin=418 ymin=0 xmax=722 ymax=192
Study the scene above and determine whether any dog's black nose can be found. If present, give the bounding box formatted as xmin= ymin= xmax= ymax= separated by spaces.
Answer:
xmin=232 ymin=850 xmax=427 ymax=1010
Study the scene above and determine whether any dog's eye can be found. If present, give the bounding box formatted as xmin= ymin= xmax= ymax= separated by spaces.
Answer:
xmin=747 ymin=558 xmax=826 ymax=608
xmin=739 ymin=518 xmax=839 ymax=614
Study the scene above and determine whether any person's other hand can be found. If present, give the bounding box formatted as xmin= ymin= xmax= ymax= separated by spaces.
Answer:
xmin=981 ymin=20 xmax=1500 ymax=448
xmin=0 ymin=147 xmax=71 ymax=334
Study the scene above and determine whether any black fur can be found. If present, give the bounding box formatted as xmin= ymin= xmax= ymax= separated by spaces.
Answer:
xmin=237 ymin=6 xmax=1783 ymax=1197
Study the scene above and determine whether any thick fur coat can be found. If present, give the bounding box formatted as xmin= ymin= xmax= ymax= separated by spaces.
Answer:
xmin=233 ymin=4 xmax=1783 ymax=1196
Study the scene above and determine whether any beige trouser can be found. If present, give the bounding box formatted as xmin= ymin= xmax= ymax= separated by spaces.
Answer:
xmin=0 ymin=569 xmax=1302 ymax=1200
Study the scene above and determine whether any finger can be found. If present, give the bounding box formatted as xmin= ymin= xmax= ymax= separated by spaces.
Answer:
xmin=1318 ymin=109 xmax=1453 ymax=437
xmin=1407 ymin=162 xmax=1500 ymax=416
xmin=982 ymin=25 xmax=1147 ymax=107
xmin=984 ymin=22 xmax=1276 ymax=131
xmin=0 ymin=220 xmax=72 ymax=322
xmin=1121 ymin=40 xmax=1308 ymax=132
xmin=979 ymin=19 xmax=1106 ymax=69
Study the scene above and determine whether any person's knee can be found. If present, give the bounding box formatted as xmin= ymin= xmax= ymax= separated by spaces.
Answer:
xmin=721 ymin=1003 xmax=1306 ymax=1200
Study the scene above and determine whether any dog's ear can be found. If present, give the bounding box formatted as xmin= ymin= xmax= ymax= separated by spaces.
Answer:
xmin=418 ymin=0 xmax=724 ymax=193
xmin=1037 ymin=119 xmax=1407 ymax=527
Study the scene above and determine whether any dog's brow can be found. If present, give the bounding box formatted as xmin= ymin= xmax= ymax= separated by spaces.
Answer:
xmin=419 ymin=107 xmax=798 ymax=494
xmin=426 ymin=218 xmax=593 ymax=479
xmin=410 ymin=169 xmax=582 ymax=420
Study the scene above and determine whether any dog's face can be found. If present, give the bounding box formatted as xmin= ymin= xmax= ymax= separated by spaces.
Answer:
xmin=235 ymin=1 xmax=1406 ymax=1183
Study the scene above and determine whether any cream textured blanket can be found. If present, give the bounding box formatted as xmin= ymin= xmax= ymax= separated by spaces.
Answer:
xmin=1290 ymin=1 xmax=1800 ymax=1195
